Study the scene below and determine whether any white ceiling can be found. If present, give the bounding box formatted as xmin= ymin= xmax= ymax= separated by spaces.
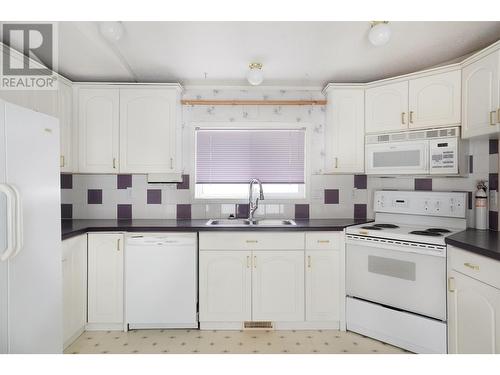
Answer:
xmin=17 ymin=22 xmax=500 ymax=86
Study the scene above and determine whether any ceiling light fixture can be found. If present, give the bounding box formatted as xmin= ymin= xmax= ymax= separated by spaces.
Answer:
xmin=99 ymin=21 xmax=125 ymax=43
xmin=247 ymin=62 xmax=264 ymax=86
xmin=368 ymin=21 xmax=391 ymax=47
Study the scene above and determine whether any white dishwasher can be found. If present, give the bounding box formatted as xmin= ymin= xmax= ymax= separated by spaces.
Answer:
xmin=125 ymin=233 xmax=198 ymax=329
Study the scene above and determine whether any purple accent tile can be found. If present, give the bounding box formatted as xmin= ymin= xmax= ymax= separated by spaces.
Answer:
xmin=60 ymin=173 xmax=73 ymax=189
xmin=236 ymin=204 xmax=250 ymax=218
xmin=61 ymin=204 xmax=72 ymax=219
xmin=177 ymin=174 xmax=190 ymax=190
xmin=87 ymin=189 xmax=103 ymax=204
xmin=147 ymin=189 xmax=162 ymax=204
xmin=354 ymin=204 xmax=367 ymax=219
xmin=117 ymin=174 xmax=132 ymax=189
xmin=117 ymin=204 xmax=132 ymax=219
xmin=469 ymin=155 xmax=473 ymax=174
xmin=490 ymin=173 xmax=498 ymax=191
xmin=176 ymin=204 xmax=191 ymax=220
xmin=294 ymin=204 xmax=309 ymax=219
xmin=489 ymin=211 xmax=498 ymax=231
xmin=489 ymin=139 xmax=499 ymax=155
xmin=415 ymin=178 xmax=432 ymax=191
xmin=324 ymin=189 xmax=339 ymax=204
xmin=468 ymin=191 xmax=473 ymax=210
xmin=354 ymin=174 xmax=367 ymax=189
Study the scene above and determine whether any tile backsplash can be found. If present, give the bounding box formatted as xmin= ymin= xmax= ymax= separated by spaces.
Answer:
xmin=61 ymin=88 xmax=491 ymax=227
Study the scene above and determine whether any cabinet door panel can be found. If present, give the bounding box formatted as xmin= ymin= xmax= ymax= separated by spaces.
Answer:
xmin=199 ymin=251 xmax=252 ymax=322
xmin=462 ymin=51 xmax=500 ymax=138
xmin=78 ymin=89 xmax=119 ymax=173
xmin=87 ymin=233 xmax=123 ymax=324
xmin=409 ymin=70 xmax=461 ymax=129
xmin=119 ymin=89 xmax=178 ymax=173
xmin=365 ymin=81 xmax=408 ymax=133
xmin=448 ymin=270 xmax=500 ymax=353
xmin=306 ymin=250 xmax=340 ymax=322
xmin=325 ymin=89 xmax=364 ymax=173
xmin=252 ymin=251 xmax=304 ymax=322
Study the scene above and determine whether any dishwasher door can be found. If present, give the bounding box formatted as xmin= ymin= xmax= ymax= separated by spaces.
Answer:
xmin=125 ymin=233 xmax=198 ymax=329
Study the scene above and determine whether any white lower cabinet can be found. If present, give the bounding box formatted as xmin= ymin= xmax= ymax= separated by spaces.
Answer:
xmin=305 ymin=250 xmax=340 ymax=322
xmin=87 ymin=233 xmax=124 ymax=329
xmin=62 ymin=235 xmax=87 ymax=348
xmin=448 ymin=246 xmax=500 ymax=353
xmin=252 ymin=251 xmax=304 ymax=322
xmin=199 ymin=251 xmax=252 ymax=322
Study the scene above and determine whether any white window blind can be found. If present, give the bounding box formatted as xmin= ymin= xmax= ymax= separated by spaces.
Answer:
xmin=195 ymin=128 xmax=305 ymax=184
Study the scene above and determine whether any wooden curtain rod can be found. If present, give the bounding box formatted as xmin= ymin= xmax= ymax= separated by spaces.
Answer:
xmin=181 ymin=99 xmax=327 ymax=106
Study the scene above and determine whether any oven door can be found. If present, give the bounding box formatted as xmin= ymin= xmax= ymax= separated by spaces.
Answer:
xmin=365 ymin=140 xmax=429 ymax=175
xmin=346 ymin=237 xmax=446 ymax=321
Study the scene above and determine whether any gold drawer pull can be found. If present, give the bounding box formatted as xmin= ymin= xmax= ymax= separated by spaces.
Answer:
xmin=117 ymin=238 xmax=121 ymax=251
xmin=254 ymin=255 xmax=257 ymax=268
xmin=490 ymin=111 xmax=496 ymax=126
xmin=246 ymin=256 xmax=251 ymax=268
xmin=464 ymin=262 xmax=479 ymax=270
xmin=409 ymin=111 xmax=414 ymax=124
xmin=246 ymin=240 xmax=258 ymax=243
xmin=307 ymin=255 xmax=311 ymax=268
xmin=401 ymin=112 xmax=406 ymax=125
xmin=317 ymin=240 xmax=330 ymax=244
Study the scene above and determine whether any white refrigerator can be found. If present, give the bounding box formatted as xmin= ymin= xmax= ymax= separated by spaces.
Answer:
xmin=0 ymin=99 xmax=62 ymax=353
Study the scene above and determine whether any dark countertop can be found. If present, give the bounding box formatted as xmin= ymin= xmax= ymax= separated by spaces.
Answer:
xmin=61 ymin=218 xmax=371 ymax=240
xmin=445 ymin=229 xmax=500 ymax=262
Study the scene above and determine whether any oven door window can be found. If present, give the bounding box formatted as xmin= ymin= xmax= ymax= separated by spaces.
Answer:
xmin=368 ymin=255 xmax=416 ymax=281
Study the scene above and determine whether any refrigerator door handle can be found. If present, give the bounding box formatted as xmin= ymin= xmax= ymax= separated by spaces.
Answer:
xmin=0 ymin=183 xmax=16 ymax=261
xmin=10 ymin=184 xmax=23 ymax=260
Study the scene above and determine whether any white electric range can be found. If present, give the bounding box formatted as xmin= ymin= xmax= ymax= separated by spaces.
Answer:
xmin=345 ymin=190 xmax=467 ymax=354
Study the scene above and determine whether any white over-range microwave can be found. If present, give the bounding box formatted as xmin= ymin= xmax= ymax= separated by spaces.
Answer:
xmin=365 ymin=127 xmax=468 ymax=176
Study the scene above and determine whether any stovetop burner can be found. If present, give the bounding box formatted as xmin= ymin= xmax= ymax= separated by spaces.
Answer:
xmin=373 ymin=223 xmax=400 ymax=229
xmin=361 ymin=226 xmax=382 ymax=230
xmin=426 ymin=228 xmax=452 ymax=233
xmin=409 ymin=230 xmax=443 ymax=237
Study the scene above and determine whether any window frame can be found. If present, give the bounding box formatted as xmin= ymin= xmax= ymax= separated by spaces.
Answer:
xmin=191 ymin=122 xmax=311 ymax=203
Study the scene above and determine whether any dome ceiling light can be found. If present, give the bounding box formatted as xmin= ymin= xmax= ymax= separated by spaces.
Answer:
xmin=99 ymin=21 xmax=125 ymax=43
xmin=368 ymin=21 xmax=391 ymax=47
xmin=247 ymin=62 xmax=264 ymax=86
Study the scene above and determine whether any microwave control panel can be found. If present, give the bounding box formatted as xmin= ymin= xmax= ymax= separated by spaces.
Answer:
xmin=429 ymin=138 xmax=458 ymax=174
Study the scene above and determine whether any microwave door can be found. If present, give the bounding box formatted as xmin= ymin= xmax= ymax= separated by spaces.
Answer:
xmin=366 ymin=141 xmax=429 ymax=175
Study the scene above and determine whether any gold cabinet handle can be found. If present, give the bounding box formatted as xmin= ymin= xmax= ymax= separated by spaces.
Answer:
xmin=254 ymin=255 xmax=257 ymax=268
xmin=317 ymin=240 xmax=330 ymax=244
xmin=448 ymin=277 xmax=455 ymax=292
xmin=117 ymin=238 xmax=121 ymax=251
xmin=170 ymin=157 xmax=174 ymax=169
xmin=307 ymin=255 xmax=311 ymax=268
xmin=409 ymin=111 xmax=414 ymax=124
xmin=246 ymin=240 xmax=258 ymax=243
xmin=401 ymin=112 xmax=406 ymax=125
xmin=490 ymin=111 xmax=496 ymax=126
xmin=497 ymin=108 xmax=500 ymax=124
xmin=113 ymin=157 xmax=117 ymax=169
xmin=60 ymin=155 xmax=65 ymax=168
xmin=246 ymin=255 xmax=251 ymax=269
xmin=464 ymin=262 xmax=479 ymax=270
xmin=334 ymin=157 xmax=338 ymax=169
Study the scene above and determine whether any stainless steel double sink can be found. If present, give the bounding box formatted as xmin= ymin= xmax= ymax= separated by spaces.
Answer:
xmin=205 ymin=219 xmax=296 ymax=227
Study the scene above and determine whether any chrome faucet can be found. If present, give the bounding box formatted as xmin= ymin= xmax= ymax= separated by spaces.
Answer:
xmin=248 ymin=178 xmax=264 ymax=222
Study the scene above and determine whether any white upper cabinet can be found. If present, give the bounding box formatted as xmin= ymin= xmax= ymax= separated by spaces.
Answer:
xmin=78 ymin=88 xmax=120 ymax=173
xmin=58 ymin=80 xmax=73 ymax=172
xmin=365 ymin=81 xmax=409 ymax=134
xmin=324 ymin=87 xmax=365 ymax=173
xmin=462 ymin=49 xmax=500 ymax=138
xmin=408 ymin=70 xmax=461 ymax=129
xmin=119 ymin=88 xmax=179 ymax=173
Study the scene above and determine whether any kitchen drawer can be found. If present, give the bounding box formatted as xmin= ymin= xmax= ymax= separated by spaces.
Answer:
xmin=449 ymin=246 xmax=500 ymax=290
xmin=305 ymin=232 xmax=341 ymax=250
xmin=199 ymin=232 xmax=305 ymax=251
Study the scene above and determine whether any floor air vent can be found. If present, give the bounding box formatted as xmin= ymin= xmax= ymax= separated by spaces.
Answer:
xmin=244 ymin=321 xmax=274 ymax=330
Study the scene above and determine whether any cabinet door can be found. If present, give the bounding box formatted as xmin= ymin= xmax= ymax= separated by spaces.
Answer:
xmin=119 ymin=88 xmax=178 ymax=173
xmin=365 ymin=81 xmax=409 ymax=133
xmin=199 ymin=251 xmax=252 ymax=322
xmin=78 ymin=88 xmax=119 ymax=173
xmin=462 ymin=50 xmax=500 ymax=138
xmin=408 ymin=70 xmax=461 ymax=129
xmin=252 ymin=251 xmax=304 ymax=322
xmin=448 ymin=270 xmax=500 ymax=353
xmin=88 ymin=233 xmax=124 ymax=324
xmin=62 ymin=234 xmax=87 ymax=348
xmin=325 ymin=88 xmax=364 ymax=173
xmin=305 ymin=250 xmax=340 ymax=322
xmin=58 ymin=80 xmax=73 ymax=172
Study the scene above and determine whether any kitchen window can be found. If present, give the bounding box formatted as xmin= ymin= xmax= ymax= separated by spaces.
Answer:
xmin=195 ymin=127 xmax=306 ymax=200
